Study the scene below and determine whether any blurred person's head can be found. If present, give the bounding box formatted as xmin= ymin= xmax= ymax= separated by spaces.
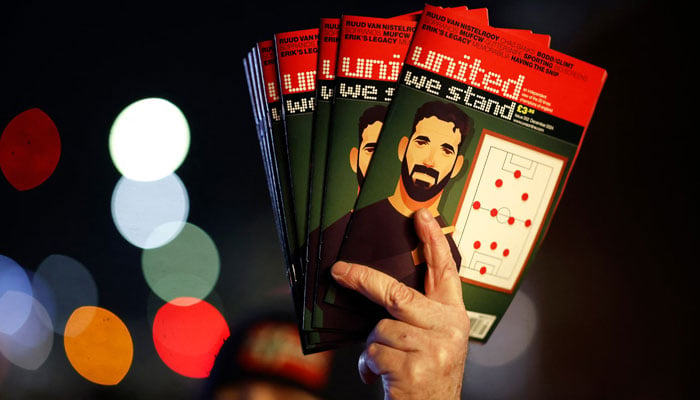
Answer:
xmin=204 ymin=311 xmax=333 ymax=400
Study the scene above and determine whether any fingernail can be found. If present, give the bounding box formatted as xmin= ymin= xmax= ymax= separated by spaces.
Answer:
xmin=331 ymin=262 xmax=350 ymax=277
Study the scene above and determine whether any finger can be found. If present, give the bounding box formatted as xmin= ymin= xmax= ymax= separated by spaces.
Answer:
xmin=332 ymin=261 xmax=436 ymax=329
xmin=367 ymin=318 xmax=426 ymax=352
xmin=414 ymin=208 xmax=463 ymax=305
xmin=358 ymin=342 xmax=407 ymax=384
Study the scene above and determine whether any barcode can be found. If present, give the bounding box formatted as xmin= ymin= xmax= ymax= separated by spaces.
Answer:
xmin=467 ymin=311 xmax=497 ymax=340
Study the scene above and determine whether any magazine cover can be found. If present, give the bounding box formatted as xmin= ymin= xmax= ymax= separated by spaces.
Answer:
xmin=318 ymin=7 xmax=557 ymax=314
xmin=244 ymin=50 xmax=275 ymax=219
xmin=247 ymin=6 xmax=565 ymax=349
xmin=302 ymin=17 xmax=339 ymax=336
xmin=320 ymin=8 xmax=494 ymax=316
xmin=254 ymin=41 xmax=299 ymax=277
xmin=301 ymin=17 xmax=373 ymax=345
xmin=274 ymin=27 xmax=319 ymax=273
xmin=274 ymin=27 xmax=365 ymax=352
xmin=245 ymin=44 xmax=315 ymax=347
xmin=246 ymin=46 xmax=294 ymax=290
xmin=337 ymin=4 xmax=607 ymax=342
xmin=313 ymin=12 xmax=425 ymax=332
xmin=251 ymin=37 xmax=353 ymax=353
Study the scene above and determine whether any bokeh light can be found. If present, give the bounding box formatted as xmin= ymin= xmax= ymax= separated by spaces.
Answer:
xmin=0 ymin=295 xmax=54 ymax=370
xmin=64 ymin=306 xmax=133 ymax=386
xmin=146 ymin=289 xmax=226 ymax=328
xmin=109 ymin=98 xmax=190 ymax=182
xmin=0 ymin=255 xmax=33 ymax=335
xmin=33 ymin=254 xmax=98 ymax=334
xmin=468 ymin=290 xmax=538 ymax=367
xmin=152 ymin=297 xmax=229 ymax=378
xmin=28 ymin=272 xmax=56 ymax=327
xmin=141 ymin=223 xmax=220 ymax=303
xmin=0 ymin=108 xmax=61 ymax=191
xmin=462 ymin=343 xmax=537 ymax=399
xmin=461 ymin=291 xmax=538 ymax=398
xmin=111 ymin=174 xmax=190 ymax=249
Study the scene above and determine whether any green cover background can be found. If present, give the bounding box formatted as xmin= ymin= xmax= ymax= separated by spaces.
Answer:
xmin=321 ymin=97 xmax=389 ymax=229
xmin=285 ymin=112 xmax=314 ymax=250
xmin=308 ymin=99 xmax=332 ymax=232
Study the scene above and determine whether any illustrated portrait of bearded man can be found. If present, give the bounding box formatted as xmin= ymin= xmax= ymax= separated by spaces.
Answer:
xmin=339 ymin=100 xmax=473 ymax=291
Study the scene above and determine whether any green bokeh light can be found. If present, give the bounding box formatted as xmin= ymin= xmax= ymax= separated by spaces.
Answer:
xmin=141 ymin=223 xmax=220 ymax=303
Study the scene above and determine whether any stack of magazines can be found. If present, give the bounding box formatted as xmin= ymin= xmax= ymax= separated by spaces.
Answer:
xmin=243 ymin=4 xmax=606 ymax=354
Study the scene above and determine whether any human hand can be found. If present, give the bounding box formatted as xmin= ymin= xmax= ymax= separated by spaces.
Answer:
xmin=331 ymin=208 xmax=470 ymax=400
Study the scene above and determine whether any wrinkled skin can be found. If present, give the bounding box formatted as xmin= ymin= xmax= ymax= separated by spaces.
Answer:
xmin=332 ymin=208 xmax=470 ymax=400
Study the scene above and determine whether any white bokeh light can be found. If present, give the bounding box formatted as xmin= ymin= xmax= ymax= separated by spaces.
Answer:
xmin=111 ymin=173 xmax=190 ymax=249
xmin=468 ymin=290 xmax=538 ymax=367
xmin=461 ymin=291 xmax=539 ymax=398
xmin=0 ymin=255 xmax=33 ymax=335
xmin=109 ymin=98 xmax=190 ymax=182
xmin=0 ymin=295 xmax=54 ymax=371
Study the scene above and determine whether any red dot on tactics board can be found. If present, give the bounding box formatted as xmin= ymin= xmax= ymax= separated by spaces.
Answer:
xmin=0 ymin=108 xmax=61 ymax=191
xmin=514 ymin=170 xmax=522 ymax=178
xmin=479 ymin=266 xmax=487 ymax=275
xmin=508 ymin=217 xmax=515 ymax=225
xmin=490 ymin=208 xmax=498 ymax=217
xmin=473 ymin=201 xmax=481 ymax=210
xmin=473 ymin=241 xmax=481 ymax=249
xmin=522 ymin=193 xmax=529 ymax=201
xmin=490 ymin=241 xmax=497 ymax=250
xmin=495 ymin=179 xmax=503 ymax=187
xmin=503 ymin=249 xmax=510 ymax=257
xmin=525 ymin=219 xmax=532 ymax=227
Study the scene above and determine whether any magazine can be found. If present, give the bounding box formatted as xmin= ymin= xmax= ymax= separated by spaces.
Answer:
xmin=319 ymin=7 xmax=498 ymax=316
xmin=314 ymin=5 xmax=546 ymax=325
xmin=273 ymin=27 xmax=366 ymax=352
xmin=253 ymin=41 xmax=299 ymax=277
xmin=274 ymin=27 xmax=320 ymax=273
xmin=337 ymin=4 xmax=607 ymax=341
xmin=301 ymin=18 xmax=373 ymax=347
xmin=246 ymin=42 xmax=318 ymax=345
xmin=313 ymin=12 xmax=424 ymax=332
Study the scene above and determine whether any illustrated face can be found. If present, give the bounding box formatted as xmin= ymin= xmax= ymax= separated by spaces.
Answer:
xmin=357 ymin=121 xmax=382 ymax=178
xmin=400 ymin=116 xmax=463 ymax=201
xmin=350 ymin=120 xmax=382 ymax=187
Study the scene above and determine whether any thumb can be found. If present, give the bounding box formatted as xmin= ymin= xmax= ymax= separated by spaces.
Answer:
xmin=414 ymin=208 xmax=463 ymax=305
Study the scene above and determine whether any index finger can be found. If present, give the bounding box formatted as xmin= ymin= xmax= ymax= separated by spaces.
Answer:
xmin=414 ymin=208 xmax=464 ymax=306
xmin=331 ymin=261 xmax=439 ymax=329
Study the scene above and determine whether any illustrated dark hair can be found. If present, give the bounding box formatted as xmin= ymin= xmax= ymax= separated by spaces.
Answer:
xmin=358 ymin=105 xmax=388 ymax=143
xmin=411 ymin=101 xmax=473 ymax=151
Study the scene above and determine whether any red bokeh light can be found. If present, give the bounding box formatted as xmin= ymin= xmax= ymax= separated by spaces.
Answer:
xmin=152 ymin=298 xmax=229 ymax=378
xmin=0 ymin=109 xmax=61 ymax=191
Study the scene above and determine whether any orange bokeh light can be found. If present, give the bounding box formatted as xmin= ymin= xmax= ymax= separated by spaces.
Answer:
xmin=63 ymin=306 xmax=133 ymax=385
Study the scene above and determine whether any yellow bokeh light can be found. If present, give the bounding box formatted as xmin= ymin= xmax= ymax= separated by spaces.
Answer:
xmin=63 ymin=306 xmax=133 ymax=386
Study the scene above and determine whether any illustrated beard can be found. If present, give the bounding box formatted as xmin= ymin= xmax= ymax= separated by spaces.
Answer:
xmin=400 ymin=159 xmax=453 ymax=202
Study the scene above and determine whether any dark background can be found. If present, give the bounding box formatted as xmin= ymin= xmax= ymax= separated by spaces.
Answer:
xmin=0 ymin=0 xmax=691 ymax=399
